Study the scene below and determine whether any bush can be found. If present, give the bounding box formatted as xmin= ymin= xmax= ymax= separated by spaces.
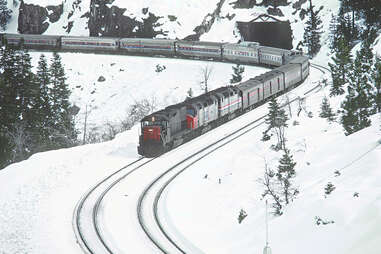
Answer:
xmin=238 ymin=209 xmax=247 ymax=224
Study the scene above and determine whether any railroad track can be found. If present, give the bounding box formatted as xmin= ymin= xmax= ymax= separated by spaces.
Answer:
xmin=137 ymin=65 xmax=328 ymax=253
xmin=310 ymin=63 xmax=331 ymax=74
xmin=73 ymin=61 xmax=328 ymax=254
xmin=73 ymin=157 xmax=156 ymax=254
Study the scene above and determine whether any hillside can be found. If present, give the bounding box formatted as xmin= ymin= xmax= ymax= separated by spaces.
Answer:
xmin=1 ymin=0 xmax=381 ymax=253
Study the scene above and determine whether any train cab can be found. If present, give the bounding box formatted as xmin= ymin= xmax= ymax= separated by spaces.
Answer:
xmin=138 ymin=112 xmax=169 ymax=156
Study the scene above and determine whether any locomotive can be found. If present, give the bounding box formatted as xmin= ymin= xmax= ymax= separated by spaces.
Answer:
xmin=138 ymin=55 xmax=309 ymax=157
xmin=0 ymin=33 xmax=309 ymax=157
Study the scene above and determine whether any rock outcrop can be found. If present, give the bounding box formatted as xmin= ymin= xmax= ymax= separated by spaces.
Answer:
xmin=18 ymin=0 xmax=63 ymax=34
xmin=88 ymin=0 xmax=165 ymax=38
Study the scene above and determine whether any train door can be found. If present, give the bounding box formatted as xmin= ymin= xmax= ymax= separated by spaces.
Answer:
xmin=257 ymin=88 xmax=260 ymax=102
xmin=247 ymin=92 xmax=250 ymax=107
xmin=270 ymin=81 xmax=272 ymax=95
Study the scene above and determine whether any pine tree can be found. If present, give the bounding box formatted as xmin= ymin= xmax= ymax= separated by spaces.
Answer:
xmin=30 ymin=54 xmax=52 ymax=151
xmin=49 ymin=52 xmax=77 ymax=148
xmin=0 ymin=0 xmax=12 ymax=31
xmin=341 ymin=49 xmax=373 ymax=135
xmin=329 ymin=37 xmax=352 ymax=96
xmin=324 ymin=182 xmax=336 ymax=196
xmin=263 ymin=97 xmax=289 ymax=150
xmin=276 ymin=148 xmax=298 ymax=205
xmin=230 ymin=64 xmax=245 ymax=84
xmin=328 ymin=14 xmax=340 ymax=52
xmin=372 ymin=57 xmax=381 ymax=112
xmin=319 ymin=97 xmax=336 ymax=123
xmin=303 ymin=0 xmax=323 ymax=57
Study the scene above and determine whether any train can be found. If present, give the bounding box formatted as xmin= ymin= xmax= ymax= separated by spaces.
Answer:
xmin=0 ymin=33 xmax=309 ymax=157
xmin=138 ymin=55 xmax=309 ymax=156
xmin=0 ymin=33 xmax=301 ymax=66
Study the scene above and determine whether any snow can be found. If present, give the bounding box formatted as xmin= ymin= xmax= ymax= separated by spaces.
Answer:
xmin=1 ymin=0 xmax=381 ymax=253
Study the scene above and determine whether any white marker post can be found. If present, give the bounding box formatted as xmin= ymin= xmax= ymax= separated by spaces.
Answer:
xmin=263 ymin=200 xmax=272 ymax=254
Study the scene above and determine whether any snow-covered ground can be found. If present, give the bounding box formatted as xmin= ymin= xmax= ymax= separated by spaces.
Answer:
xmin=1 ymin=61 xmax=380 ymax=253
xmin=1 ymin=0 xmax=381 ymax=253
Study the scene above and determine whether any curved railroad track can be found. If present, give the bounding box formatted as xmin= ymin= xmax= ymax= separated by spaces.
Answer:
xmin=137 ymin=64 xmax=327 ymax=253
xmin=72 ymin=59 xmax=328 ymax=254
xmin=73 ymin=157 xmax=156 ymax=254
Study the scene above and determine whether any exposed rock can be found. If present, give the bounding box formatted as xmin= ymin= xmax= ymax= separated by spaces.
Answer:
xmin=88 ymin=0 xmax=165 ymax=38
xmin=97 ymin=76 xmax=106 ymax=82
xmin=47 ymin=5 xmax=63 ymax=23
xmin=18 ymin=0 xmax=63 ymax=34
xmin=267 ymin=7 xmax=284 ymax=17
xmin=68 ymin=105 xmax=81 ymax=116
xmin=292 ymin=0 xmax=308 ymax=11
xmin=230 ymin=0 xmax=256 ymax=9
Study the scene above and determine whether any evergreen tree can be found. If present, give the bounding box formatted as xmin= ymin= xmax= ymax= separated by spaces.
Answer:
xmin=0 ymin=48 xmax=37 ymax=164
xmin=341 ymin=49 xmax=373 ymax=135
xmin=372 ymin=57 xmax=381 ymax=112
xmin=0 ymin=76 xmax=12 ymax=169
xmin=31 ymin=54 xmax=52 ymax=151
xmin=336 ymin=5 xmax=359 ymax=45
xmin=319 ymin=97 xmax=336 ymax=123
xmin=263 ymin=97 xmax=289 ymax=150
xmin=276 ymin=148 xmax=298 ymax=205
xmin=303 ymin=0 xmax=323 ymax=57
xmin=49 ymin=52 xmax=77 ymax=147
xmin=0 ymin=0 xmax=12 ymax=31
xmin=230 ymin=64 xmax=245 ymax=84
xmin=329 ymin=37 xmax=352 ymax=96
xmin=324 ymin=182 xmax=336 ymax=196
xmin=328 ymin=14 xmax=340 ymax=52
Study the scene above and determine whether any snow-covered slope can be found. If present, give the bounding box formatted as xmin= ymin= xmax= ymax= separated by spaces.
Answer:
xmin=0 ymin=63 xmax=380 ymax=253
xmin=1 ymin=0 xmax=381 ymax=253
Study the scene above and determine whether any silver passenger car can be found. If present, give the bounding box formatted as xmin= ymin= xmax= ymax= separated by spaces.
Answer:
xmin=61 ymin=36 xmax=119 ymax=51
xmin=222 ymin=43 xmax=260 ymax=64
xmin=176 ymin=40 xmax=223 ymax=59
xmin=119 ymin=38 xmax=176 ymax=56
xmin=258 ymin=46 xmax=291 ymax=66
xmin=4 ymin=33 xmax=60 ymax=49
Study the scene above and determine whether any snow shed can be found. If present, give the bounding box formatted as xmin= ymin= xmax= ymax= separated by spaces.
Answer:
xmin=237 ymin=14 xmax=293 ymax=50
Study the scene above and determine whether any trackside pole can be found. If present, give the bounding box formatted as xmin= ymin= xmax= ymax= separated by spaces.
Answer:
xmin=263 ymin=200 xmax=272 ymax=254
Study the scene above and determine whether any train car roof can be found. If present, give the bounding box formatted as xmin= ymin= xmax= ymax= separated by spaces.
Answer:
xmin=288 ymin=55 xmax=309 ymax=64
xmin=275 ymin=63 xmax=300 ymax=73
xmin=176 ymin=40 xmax=225 ymax=47
xmin=254 ymin=70 xmax=282 ymax=82
xmin=236 ymin=78 xmax=262 ymax=91
xmin=119 ymin=38 xmax=176 ymax=42
xmin=4 ymin=33 xmax=61 ymax=39
xmin=61 ymin=36 xmax=118 ymax=41
xmin=222 ymin=43 xmax=260 ymax=50
xmin=141 ymin=109 xmax=170 ymax=122
xmin=259 ymin=46 xmax=291 ymax=55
